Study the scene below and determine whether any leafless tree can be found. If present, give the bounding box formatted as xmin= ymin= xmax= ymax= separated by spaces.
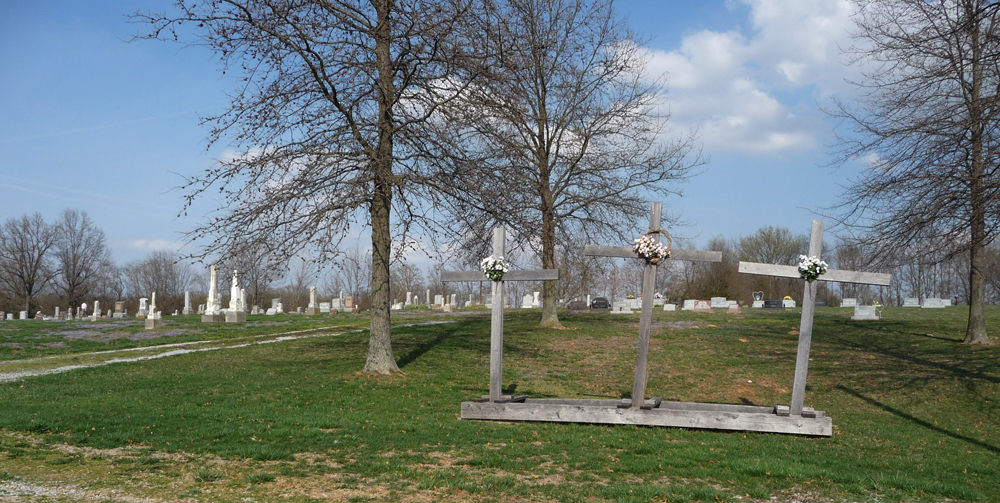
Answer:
xmin=52 ymin=209 xmax=114 ymax=308
xmin=830 ymin=0 xmax=1000 ymax=344
xmin=430 ymin=0 xmax=702 ymax=327
xmin=736 ymin=226 xmax=808 ymax=301
xmin=390 ymin=262 xmax=424 ymax=303
xmin=0 ymin=213 xmax=58 ymax=314
xmin=219 ymin=243 xmax=280 ymax=312
xmin=133 ymin=0 xmax=481 ymax=373
xmin=280 ymin=256 xmax=316 ymax=311
xmin=123 ymin=250 xmax=194 ymax=298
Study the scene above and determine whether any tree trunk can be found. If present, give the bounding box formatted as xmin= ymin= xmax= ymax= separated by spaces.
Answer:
xmin=364 ymin=0 xmax=401 ymax=373
xmin=964 ymin=170 xmax=990 ymax=345
xmin=539 ymin=174 xmax=561 ymax=328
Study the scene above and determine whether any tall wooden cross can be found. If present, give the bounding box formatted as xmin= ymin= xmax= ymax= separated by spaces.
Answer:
xmin=442 ymin=227 xmax=559 ymax=403
xmin=738 ymin=220 xmax=891 ymax=416
xmin=583 ymin=202 xmax=723 ymax=409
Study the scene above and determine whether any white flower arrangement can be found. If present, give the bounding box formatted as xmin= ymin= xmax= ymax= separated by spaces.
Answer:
xmin=797 ymin=255 xmax=828 ymax=282
xmin=633 ymin=234 xmax=670 ymax=263
xmin=654 ymin=292 xmax=663 ymax=299
xmin=481 ymin=256 xmax=512 ymax=282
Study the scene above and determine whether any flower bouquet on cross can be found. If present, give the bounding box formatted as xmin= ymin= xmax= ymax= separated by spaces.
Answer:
xmin=632 ymin=229 xmax=672 ymax=264
xmin=481 ymin=256 xmax=512 ymax=282
xmin=797 ymin=255 xmax=828 ymax=282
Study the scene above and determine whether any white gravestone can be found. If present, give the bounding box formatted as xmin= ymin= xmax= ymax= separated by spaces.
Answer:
xmin=710 ymin=297 xmax=728 ymax=309
xmin=306 ymin=286 xmax=319 ymax=315
xmin=405 ymin=292 xmax=412 ymax=306
xmin=841 ymin=298 xmax=857 ymax=308
xmin=943 ymin=298 xmax=953 ymax=306
xmin=19 ymin=311 xmax=28 ymax=320
xmin=532 ymin=292 xmax=541 ymax=308
xmin=434 ymin=294 xmax=444 ymax=307
xmin=902 ymin=298 xmax=920 ymax=308
xmin=682 ymin=299 xmax=697 ymax=311
xmin=663 ymin=303 xmax=676 ymax=312
xmin=319 ymin=302 xmax=331 ymax=313
xmin=852 ymin=305 xmax=879 ymax=320
xmin=183 ymin=291 xmax=193 ymax=315
xmin=612 ymin=301 xmax=633 ymax=314
xmin=226 ymin=270 xmax=248 ymax=322
xmin=922 ymin=298 xmax=946 ymax=308
xmin=331 ymin=298 xmax=342 ymax=311
xmin=145 ymin=292 xmax=163 ymax=329
xmin=521 ymin=294 xmax=533 ymax=308
xmin=203 ymin=265 xmax=224 ymax=322
xmin=782 ymin=299 xmax=796 ymax=308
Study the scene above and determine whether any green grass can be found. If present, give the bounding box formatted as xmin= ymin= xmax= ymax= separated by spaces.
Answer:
xmin=0 ymin=306 xmax=997 ymax=502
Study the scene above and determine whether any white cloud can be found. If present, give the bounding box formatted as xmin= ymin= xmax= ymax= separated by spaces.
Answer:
xmin=649 ymin=0 xmax=860 ymax=154
xmin=118 ymin=239 xmax=184 ymax=252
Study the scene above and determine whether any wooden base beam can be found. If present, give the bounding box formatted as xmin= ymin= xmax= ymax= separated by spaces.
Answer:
xmin=461 ymin=398 xmax=832 ymax=436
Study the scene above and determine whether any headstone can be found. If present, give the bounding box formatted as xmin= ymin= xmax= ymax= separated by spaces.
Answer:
xmin=146 ymin=292 xmax=163 ymax=329
xmin=943 ymin=298 xmax=953 ymax=306
xmin=266 ymin=308 xmax=277 ymax=315
xmin=841 ymin=298 xmax=858 ymax=308
xmin=814 ymin=298 xmax=828 ymax=308
xmin=0 ymin=311 xmax=5 ymax=321
xmin=172 ymin=310 xmax=178 ymax=316
xmin=405 ymin=291 xmax=412 ymax=306
xmin=922 ymin=298 xmax=946 ymax=308
xmin=763 ymin=300 xmax=784 ymax=309
xmin=426 ymin=289 xmax=430 ymax=305
xmin=241 ymin=289 xmax=247 ymax=312
xmin=611 ymin=301 xmax=633 ymax=314
xmin=442 ymin=304 xmax=452 ymax=313
xmin=306 ymin=286 xmax=319 ymax=315
xmin=521 ymin=294 xmax=533 ymax=308
xmin=682 ymin=299 xmax=697 ymax=311
xmin=113 ymin=301 xmax=125 ymax=319
xmin=345 ymin=296 xmax=355 ymax=309
xmin=902 ymin=297 xmax=920 ymax=308
xmin=531 ymin=292 xmax=541 ymax=308
xmin=319 ymin=302 xmax=331 ymax=313
xmin=851 ymin=305 xmax=879 ymax=320
xmin=434 ymin=294 xmax=444 ymax=307
xmin=727 ymin=304 xmax=742 ymax=314
xmin=54 ymin=306 xmax=60 ymax=319
xmin=331 ymin=298 xmax=343 ymax=311
xmin=91 ymin=300 xmax=100 ymax=321
xmin=198 ymin=304 xmax=205 ymax=315
xmin=782 ymin=299 xmax=796 ymax=308
xmin=19 ymin=311 xmax=28 ymax=320
xmin=567 ymin=300 xmax=589 ymax=312
xmin=752 ymin=300 xmax=765 ymax=308
xmin=663 ymin=303 xmax=676 ymax=312
xmin=653 ymin=296 xmax=664 ymax=306
xmin=296 ymin=306 xmax=303 ymax=314
xmin=692 ymin=300 xmax=712 ymax=312
xmin=710 ymin=297 xmax=728 ymax=309
xmin=182 ymin=291 xmax=193 ymax=315
xmin=5 ymin=313 xmax=12 ymax=321
xmin=202 ymin=264 xmax=225 ymax=322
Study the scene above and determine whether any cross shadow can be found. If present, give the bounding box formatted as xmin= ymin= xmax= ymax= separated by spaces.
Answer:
xmin=836 ymin=385 xmax=1000 ymax=454
xmin=395 ymin=324 xmax=462 ymax=369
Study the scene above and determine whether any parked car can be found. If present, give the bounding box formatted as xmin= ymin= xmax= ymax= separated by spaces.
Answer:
xmin=590 ymin=297 xmax=611 ymax=310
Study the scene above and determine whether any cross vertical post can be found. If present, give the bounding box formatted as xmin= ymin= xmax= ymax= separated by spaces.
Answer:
xmin=738 ymin=219 xmax=891 ymax=417
xmin=442 ymin=227 xmax=558 ymax=403
xmin=583 ymin=202 xmax=723 ymax=409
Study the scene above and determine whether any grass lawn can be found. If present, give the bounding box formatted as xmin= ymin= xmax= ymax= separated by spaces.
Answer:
xmin=0 ymin=306 xmax=997 ymax=502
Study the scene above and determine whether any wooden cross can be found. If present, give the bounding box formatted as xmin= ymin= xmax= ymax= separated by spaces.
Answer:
xmin=442 ymin=227 xmax=558 ymax=403
xmin=583 ymin=202 xmax=723 ymax=409
xmin=738 ymin=220 xmax=891 ymax=416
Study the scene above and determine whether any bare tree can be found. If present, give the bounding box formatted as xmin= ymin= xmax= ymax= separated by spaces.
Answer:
xmin=53 ymin=209 xmax=114 ymax=308
xmin=134 ymin=0 xmax=481 ymax=373
xmin=431 ymin=0 xmax=702 ymax=327
xmin=831 ymin=0 xmax=1000 ymax=344
xmin=737 ymin=226 xmax=808 ymax=301
xmin=219 ymin=243 xmax=280 ymax=311
xmin=0 ymin=213 xmax=58 ymax=315
xmin=124 ymin=250 xmax=194 ymax=298
xmin=390 ymin=262 xmax=424 ymax=302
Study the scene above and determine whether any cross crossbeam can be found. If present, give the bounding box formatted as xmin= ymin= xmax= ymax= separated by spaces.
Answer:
xmin=442 ymin=227 xmax=558 ymax=402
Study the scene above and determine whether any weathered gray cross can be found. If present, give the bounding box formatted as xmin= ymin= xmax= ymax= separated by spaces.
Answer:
xmin=738 ymin=220 xmax=891 ymax=416
xmin=442 ymin=227 xmax=559 ymax=403
xmin=583 ymin=202 xmax=723 ymax=409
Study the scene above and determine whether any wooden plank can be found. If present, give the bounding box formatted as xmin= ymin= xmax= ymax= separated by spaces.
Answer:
xmin=789 ymin=220 xmax=823 ymax=416
xmin=461 ymin=401 xmax=832 ymax=436
xmin=582 ymin=245 xmax=722 ymax=263
xmin=738 ymin=262 xmax=890 ymax=286
xmin=442 ymin=270 xmax=559 ymax=283
xmin=490 ymin=279 xmax=504 ymax=402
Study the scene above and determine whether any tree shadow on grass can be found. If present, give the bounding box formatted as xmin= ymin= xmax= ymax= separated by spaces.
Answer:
xmin=837 ymin=385 xmax=1000 ymax=454
xmin=395 ymin=321 xmax=484 ymax=369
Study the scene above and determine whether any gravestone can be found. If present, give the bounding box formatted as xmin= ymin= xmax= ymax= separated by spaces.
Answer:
xmin=902 ymin=297 xmax=920 ymax=308
xmin=782 ymin=299 xmax=796 ymax=308
xmin=434 ymin=294 xmax=444 ymax=308
xmin=567 ymin=300 xmax=589 ymax=312
xmin=145 ymin=292 xmax=163 ymax=329
xmin=532 ymin=292 xmax=541 ymax=308
xmin=426 ymin=289 xmax=430 ymax=305
xmin=265 ymin=307 xmax=277 ymax=315
xmin=0 ymin=311 xmax=5 ymax=321
xmin=5 ymin=313 xmax=12 ymax=321
xmin=943 ymin=298 xmax=953 ymax=306
xmin=202 ymin=265 xmax=225 ymax=323
xmin=611 ymin=301 xmax=634 ymax=314
xmin=345 ymin=296 xmax=354 ymax=310
xmin=331 ymin=298 xmax=342 ymax=311
xmin=738 ymin=219 xmax=890 ymax=429
xmin=814 ymin=298 xmax=828 ymax=308
xmin=682 ymin=299 xmax=697 ymax=311
xmin=752 ymin=300 xmax=765 ymax=308
xmin=692 ymin=300 xmax=712 ymax=312
xmin=113 ymin=301 xmax=125 ymax=319
xmin=319 ymin=302 xmax=331 ymax=313
xmin=19 ymin=311 xmax=27 ymax=320
xmin=225 ymin=270 xmax=247 ymax=322
xmin=851 ymin=305 xmax=879 ymax=320
xmin=54 ymin=307 xmax=60 ymax=320
xmin=710 ymin=297 xmax=728 ymax=309
xmin=442 ymin=226 xmax=558 ymax=403
xmin=405 ymin=291 xmax=412 ymax=306
xmin=521 ymin=294 xmax=533 ymax=308
xmin=727 ymin=303 xmax=742 ymax=314
xmin=922 ymin=298 xmax=946 ymax=308
xmin=198 ymin=304 xmax=205 ymax=315
xmin=841 ymin=298 xmax=858 ymax=308
xmin=183 ymin=291 xmax=194 ymax=315
xmin=663 ymin=303 xmax=676 ymax=312
xmin=90 ymin=300 xmax=101 ymax=321
xmin=306 ymin=286 xmax=319 ymax=315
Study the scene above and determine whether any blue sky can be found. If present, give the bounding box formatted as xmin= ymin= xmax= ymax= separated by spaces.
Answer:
xmin=0 ymin=0 xmax=870 ymax=267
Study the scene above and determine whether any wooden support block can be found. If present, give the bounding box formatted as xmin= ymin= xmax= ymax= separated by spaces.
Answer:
xmin=640 ymin=397 xmax=663 ymax=410
xmin=801 ymin=406 xmax=817 ymax=418
xmin=495 ymin=395 xmax=529 ymax=404
xmin=774 ymin=404 xmax=790 ymax=417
